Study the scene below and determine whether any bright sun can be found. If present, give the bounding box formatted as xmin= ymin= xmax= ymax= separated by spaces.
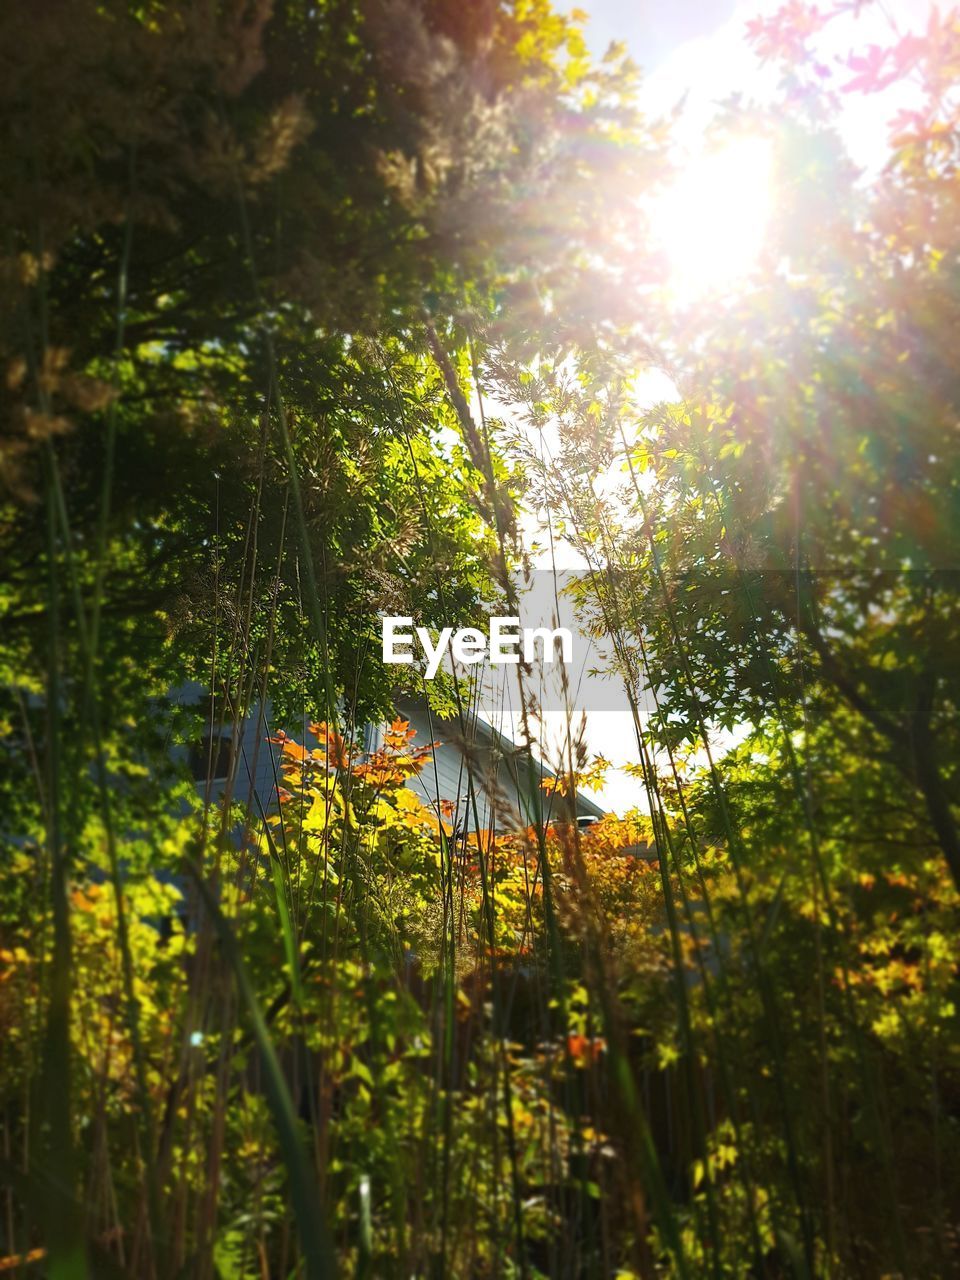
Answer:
xmin=649 ymin=136 xmax=774 ymax=300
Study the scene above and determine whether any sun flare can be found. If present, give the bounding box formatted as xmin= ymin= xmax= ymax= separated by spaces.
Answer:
xmin=649 ymin=136 xmax=774 ymax=299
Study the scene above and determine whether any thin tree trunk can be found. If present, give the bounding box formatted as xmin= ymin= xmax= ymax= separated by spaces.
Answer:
xmin=911 ymin=716 xmax=960 ymax=893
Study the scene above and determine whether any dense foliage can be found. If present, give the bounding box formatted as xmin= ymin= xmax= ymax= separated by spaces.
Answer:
xmin=0 ymin=1 xmax=958 ymax=1277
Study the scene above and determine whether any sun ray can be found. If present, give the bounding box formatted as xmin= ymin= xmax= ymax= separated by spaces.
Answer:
xmin=649 ymin=135 xmax=775 ymax=300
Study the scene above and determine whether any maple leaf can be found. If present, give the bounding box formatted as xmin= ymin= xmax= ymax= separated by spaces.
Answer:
xmin=384 ymin=717 xmax=415 ymax=750
xmin=842 ymin=44 xmax=896 ymax=94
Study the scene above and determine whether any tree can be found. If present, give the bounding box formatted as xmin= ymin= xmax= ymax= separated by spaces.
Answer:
xmin=0 ymin=4 xmax=663 ymax=1276
xmin=541 ymin=1 xmax=960 ymax=889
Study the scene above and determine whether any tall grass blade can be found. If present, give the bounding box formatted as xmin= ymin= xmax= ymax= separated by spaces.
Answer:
xmin=186 ymin=863 xmax=337 ymax=1280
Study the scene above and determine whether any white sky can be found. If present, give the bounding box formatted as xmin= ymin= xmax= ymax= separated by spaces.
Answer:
xmin=595 ymin=0 xmax=932 ymax=170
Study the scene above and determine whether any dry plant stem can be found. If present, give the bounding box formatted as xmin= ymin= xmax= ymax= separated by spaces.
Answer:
xmin=434 ymin=334 xmax=689 ymax=1277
